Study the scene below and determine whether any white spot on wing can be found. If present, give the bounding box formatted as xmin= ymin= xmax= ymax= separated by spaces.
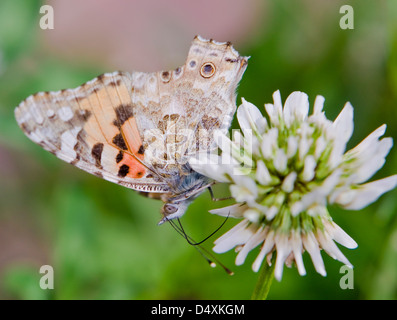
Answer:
xmin=46 ymin=109 xmax=55 ymax=118
xmin=30 ymin=129 xmax=43 ymax=144
xmin=60 ymin=126 xmax=81 ymax=162
xmin=58 ymin=106 xmax=74 ymax=122
xmin=29 ymin=100 xmax=44 ymax=125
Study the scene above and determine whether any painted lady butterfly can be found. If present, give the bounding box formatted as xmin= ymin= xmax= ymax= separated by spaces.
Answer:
xmin=15 ymin=36 xmax=248 ymax=224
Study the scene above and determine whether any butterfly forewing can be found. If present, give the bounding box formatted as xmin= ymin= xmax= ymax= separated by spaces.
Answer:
xmin=15 ymin=71 xmax=169 ymax=193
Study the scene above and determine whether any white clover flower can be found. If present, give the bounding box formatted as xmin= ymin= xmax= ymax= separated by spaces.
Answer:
xmin=190 ymin=90 xmax=397 ymax=281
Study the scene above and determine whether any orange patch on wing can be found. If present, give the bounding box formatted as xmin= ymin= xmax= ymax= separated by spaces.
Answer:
xmin=119 ymin=152 xmax=146 ymax=179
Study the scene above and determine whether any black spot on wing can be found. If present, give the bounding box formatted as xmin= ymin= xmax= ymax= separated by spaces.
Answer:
xmin=109 ymin=79 xmax=122 ymax=87
xmin=225 ymin=57 xmax=239 ymax=63
xmin=113 ymin=104 xmax=134 ymax=128
xmin=75 ymin=109 xmax=92 ymax=122
xmin=72 ymin=131 xmax=86 ymax=165
xmin=112 ymin=133 xmax=128 ymax=150
xmin=136 ymin=171 xmax=144 ymax=177
xmin=118 ymin=164 xmax=130 ymax=177
xmin=137 ymin=145 xmax=145 ymax=155
xmin=116 ymin=150 xmax=124 ymax=163
xmin=97 ymin=74 xmax=105 ymax=82
xmin=91 ymin=142 xmax=104 ymax=168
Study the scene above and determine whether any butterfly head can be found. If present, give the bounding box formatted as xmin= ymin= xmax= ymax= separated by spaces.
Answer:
xmin=157 ymin=172 xmax=212 ymax=225
xmin=158 ymin=200 xmax=191 ymax=225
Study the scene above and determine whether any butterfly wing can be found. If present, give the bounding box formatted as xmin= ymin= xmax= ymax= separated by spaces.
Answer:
xmin=182 ymin=36 xmax=249 ymax=137
xmin=128 ymin=37 xmax=249 ymax=176
xmin=15 ymin=71 xmax=169 ymax=193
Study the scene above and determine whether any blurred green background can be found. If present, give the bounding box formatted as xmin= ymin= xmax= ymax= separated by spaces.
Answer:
xmin=0 ymin=0 xmax=396 ymax=300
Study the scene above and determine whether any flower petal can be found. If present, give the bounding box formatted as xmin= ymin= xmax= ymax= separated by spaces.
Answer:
xmin=291 ymin=230 xmax=306 ymax=276
xmin=287 ymin=136 xmax=298 ymax=158
xmin=256 ymin=160 xmax=272 ymax=185
xmin=252 ymin=230 xmax=275 ymax=272
xmin=274 ymin=233 xmax=292 ymax=280
xmin=316 ymin=230 xmax=352 ymax=267
xmin=214 ymin=130 xmax=234 ymax=155
xmin=333 ymin=102 xmax=354 ymax=145
xmin=260 ymin=128 xmax=278 ymax=159
xmin=209 ymin=204 xmax=247 ymax=218
xmin=238 ymin=98 xmax=266 ymax=134
xmin=324 ymin=220 xmax=358 ymax=249
xmin=314 ymin=135 xmax=327 ymax=159
xmin=336 ymin=175 xmax=397 ymax=210
xmin=272 ymin=90 xmax=283 ymax=115
xmin=327 ymin=103 xmax=354 ymax=168
xmin=244 ymin=209 xmax=260 ymax=223
xmin=302 ymin=155 xmax=316 ymax=181
xmin=281 ymin=172 xmax=297 ymax=193
xmin=236 ymin=226 xmax=267 ymax=265
xmin=298 ymin=136 xmax=312 ymax=161
xmin=230 ymin=175 xmax=258 ymax=202
xmin=349 ymin=137 xmax=393 ymax=184
xmin=313 ymin=95 xmax=325 ymax=115
xmin=264 ymin=103 xmax=278 ymax=126
xmin=302 ymin=232 xmax=326 ymax=276
xmin=265 ymin=206 xmax=279 ymax=220
xmin=283 ymin=91 xmax=309 ymax=127
xmin=347 ymin=124 xmax=386 ymax=156
xmin=213 ymin=220 xmax=252 ymax=253
xmin=274 ymin=149 xmax=287 ymax=174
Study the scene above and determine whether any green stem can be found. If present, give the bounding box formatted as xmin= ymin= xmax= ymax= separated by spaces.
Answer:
xmin=251 ymin=258 xmax=275 ymax=300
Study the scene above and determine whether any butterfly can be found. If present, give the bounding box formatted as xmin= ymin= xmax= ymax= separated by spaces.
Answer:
xmin=15 ymin=35 xmax=248 ymax=224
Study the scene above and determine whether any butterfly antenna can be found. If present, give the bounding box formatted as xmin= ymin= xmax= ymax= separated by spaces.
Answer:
xmin=166 ymin=216 xmax=233 ymax=275
xmin=167 ymin=219 xmax=214 ymax=266
xmin=176 ymin=215 xmax=229 ymax=246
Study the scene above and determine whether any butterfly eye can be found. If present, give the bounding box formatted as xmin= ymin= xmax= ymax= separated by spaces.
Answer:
xmin=163 ymin=203 xmax=178 ymax=215
xmin=200 ymin=62 xmax=216 ymax=78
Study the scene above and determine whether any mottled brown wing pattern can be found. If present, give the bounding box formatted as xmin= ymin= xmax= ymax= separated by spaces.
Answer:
xmin=128 ymin=36 xmax=249 ymax=177
xmin=15 ymin=71 xmax=169 ymax=193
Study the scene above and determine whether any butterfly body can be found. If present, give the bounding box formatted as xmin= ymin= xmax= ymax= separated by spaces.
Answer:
xmin=15 ymin=36 xmax=248 ymax=223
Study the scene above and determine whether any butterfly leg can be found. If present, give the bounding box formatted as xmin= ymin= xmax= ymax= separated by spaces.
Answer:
xmin=207 ymin=186 xmax=233 ymax=202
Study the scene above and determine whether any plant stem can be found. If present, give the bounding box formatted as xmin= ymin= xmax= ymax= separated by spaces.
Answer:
xmin=251 ymin=259 xmax=275 ymax=300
